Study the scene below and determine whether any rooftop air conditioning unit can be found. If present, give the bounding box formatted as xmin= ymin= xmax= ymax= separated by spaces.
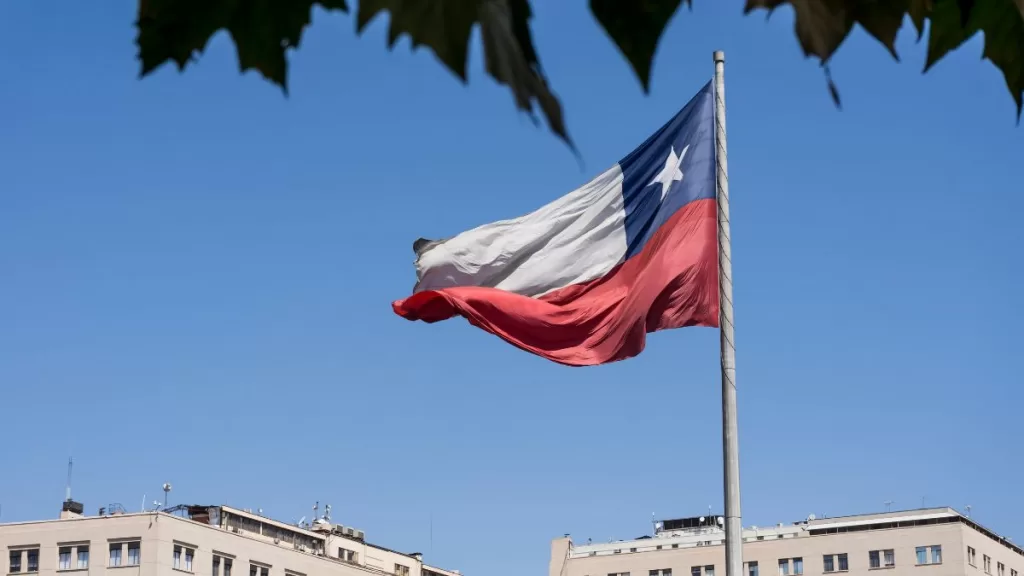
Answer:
xmin=354 ymin=530 xmax=365 ymax=540
xmin=274 ymin=538 xmax=280 ymax=545
xmin=343 ymin=527 xmax=355 ymax=536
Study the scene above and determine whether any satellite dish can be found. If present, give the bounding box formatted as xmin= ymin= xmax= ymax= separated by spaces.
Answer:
xmin=717 ymin=517 xmax=724 ymax=525
xmin=808 ymin=514 xmax=816 ymax=521
xmin=699 ymin=516 xmax=706 ymax=523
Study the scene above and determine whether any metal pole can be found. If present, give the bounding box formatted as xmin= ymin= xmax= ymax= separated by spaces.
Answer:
xmin=714 ymin=50 xmax=743 ymax=576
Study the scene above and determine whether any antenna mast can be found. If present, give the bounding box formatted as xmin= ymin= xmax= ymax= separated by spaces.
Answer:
xmin=65 ymin=457 xmax=73 ymax=501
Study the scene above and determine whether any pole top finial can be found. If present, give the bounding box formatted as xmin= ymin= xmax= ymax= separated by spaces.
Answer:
xmin=713 ymin=51 xmax=725 ymax=63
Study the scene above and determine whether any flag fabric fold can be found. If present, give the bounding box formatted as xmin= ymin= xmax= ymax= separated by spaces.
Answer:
xmin=393 ymin=82 xmax=719 ymax=366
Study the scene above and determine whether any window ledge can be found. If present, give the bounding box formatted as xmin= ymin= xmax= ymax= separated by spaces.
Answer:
xmin=109 ymin=566 xmax=140 ymax=570
xmin=870 ymin=567 xmax=896 ymax=571
xmin=172 ymin=569 xmax=195 ymax=574
xmin=57 ymin=570 xmax=89 ymax=573
xmin=916 ymin=564 xmax=944 ymax=567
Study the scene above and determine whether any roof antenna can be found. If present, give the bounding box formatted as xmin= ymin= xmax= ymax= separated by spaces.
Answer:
xmin=884 ymin=500 xmax=893 ymax=512
xmin=65 ymin=457 xmax=73 ymax=502
xmin=965 ymin=505 xmax=972 ymax=518
xmin=162 ymin=483 xmax=172 ymax=509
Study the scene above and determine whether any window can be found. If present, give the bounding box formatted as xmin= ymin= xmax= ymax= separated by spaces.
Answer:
xmin=110 ymin=544 xmax=122 ymax=567
xmin=339 ymin=548 xmax=357 ymax=563
xmin=885 ymin=550 xmax=895 ymax=568
xmin=174 ymin=546 xmax=195 ymax=573
xmin=917 ymin=548 xmax=927 ymax=566
xmin=10 ymin=551 xmax=22 ymax=573
xmin=918 ymin=547 xmax=942 ymax=566
xmin=396 ymin=564 xmax=410 ymax=576
xmin=672 ymin=544 xmax=679 ymax=550
xmin=869 ymin=552 xmax=880 ymax=570
xmin=1012 ymin=570 xmax=1018 ymax=576
xmin=224 ymin=559 xmax=233 ymax=576
xmin=748 ymin=561 xmax=759 ymax=576
xmin=779 ymin=560 xmax=790 ymax=576
xmin=693 ymin=567 xmax=703 ymax=576
xmin=630 ymin=548 xmax=637 ymax=553
xmin=27 ymin=550 xmax=39 ymax=573
xmin=999 ymin=563 xmax=1006 ymax=576
xmin=969 ymin=548 xmax=977 ymax=567
xmin=59 ymin=547 xmax=72 ymax=571
xmin=985 ymin=556 xmax=993 ymax=574
xmin=824 ymin=556 xmax=835 ymax=573
xmin=650 ymin=569 xmax=671 ymax=576
xmin=77 ymin=547 xmax=89 ymax=570
xmin=931 ymin=547 xmax=942 ymax=565
xmin=794 ymin=558 xmax=804 ymax=575
xmin=127 ymin=543 xmax=140 ymax=567
xmin=705 ymin=566 xmax=715 ymax=576
xmin=214 ymin=557 xmax=221 ymax=576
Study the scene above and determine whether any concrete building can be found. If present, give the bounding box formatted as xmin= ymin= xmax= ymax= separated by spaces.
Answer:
xmin=549 ymin=509 xmax=1021 ymax=576
xmin=2 ymin=500 xmax=461 ymax=576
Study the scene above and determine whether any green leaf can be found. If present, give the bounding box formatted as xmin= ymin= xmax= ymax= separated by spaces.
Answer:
xmin=136 ymin=0 xmax=349 ymax=92
xmin=589 ymin=0 xmax=687 ymax=92
xmin=357 ymin=0 xmax=573 ymax=148
xmin=926 ymin=0 xmax=1024 ymax=117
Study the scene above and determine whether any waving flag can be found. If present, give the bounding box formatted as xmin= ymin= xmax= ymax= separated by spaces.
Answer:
xmin=393 ymin=82 xmax=719 ymax=366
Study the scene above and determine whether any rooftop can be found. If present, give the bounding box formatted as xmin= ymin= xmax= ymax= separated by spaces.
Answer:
xmin=568 ymin=507 xmax=1022 ymax=560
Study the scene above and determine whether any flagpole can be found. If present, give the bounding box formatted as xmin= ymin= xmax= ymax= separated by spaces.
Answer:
xmin=714 ymin=50 xmax=743 ymax=576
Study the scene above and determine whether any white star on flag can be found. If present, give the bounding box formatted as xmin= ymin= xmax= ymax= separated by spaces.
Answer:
xmin=649 ymin=145 xmax=688 ymax=200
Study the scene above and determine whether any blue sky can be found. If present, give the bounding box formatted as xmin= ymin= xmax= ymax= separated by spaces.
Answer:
xmin=1 ymin=2 xmax=1021 ymax=576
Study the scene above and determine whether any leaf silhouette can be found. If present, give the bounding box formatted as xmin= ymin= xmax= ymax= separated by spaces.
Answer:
xmin=136 ymin=0 xmax=349 ymax=93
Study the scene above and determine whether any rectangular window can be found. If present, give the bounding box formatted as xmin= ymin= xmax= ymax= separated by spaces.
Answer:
xmin=779 ymin=560 xmax=790 ymax=576
xmin=1012 ymin=570 xmax=1018 ymax=576
xmin=396 ymin=566 xmax=410 ymax=576
xmin=27 ymin=550 xmax=39 ymax=573
xmin=748 ymin=562 xmax=759 ymax=576
xmin=969 ymin=548 xmax=977 ymax=567
xmin=870 ymin=552 xmax=880 ymax=570
xmin=650 ymin=570 xmax=671 ymax=576
xmin=839 ymin=555 xmax=848 ymax=571
xmin=224 ymin=559 xmax=233 ymax=576
xmin=931 ymin=547 xmax=942 ymax=565
xmin=999 ymin=564 xmax=1006 ymax=576
xmin=261 ymin=568 xmax=268 ymax=576
xmin=59 ymin=547 xmax=72 ymax=571
xmin=884 ymin=550 xmax=895 ymax=568
xmin=77 ymin=547 xmax=89 ymax=570
xmin=10 ymin=551 xmax=22 ymax=573
xmin=127 ymin=543 xmax=140 ymax=566
xmin=824 ymin=557 xmax=835 ymax=573
xmin=985 ymin=556 xmax=992 ymax=574
xmin=174 ymin=547 xmax=182 ymax=570
xmin=110 ymin=544 xmax=122 ymax=567
xmin=794 ymin=558 xmax=804 ymax=575
xmin=693 ymin=568 xmax=702 ymax=576
xmin=917 ymin=548 xmax=927 ymax=566
xmin=706 ymin=566 xmax=715 ymax=576
xmin=184 ymin=549 xmax=194 ymax=573
xmin=214 ymin=557 xmax=221 ymax=576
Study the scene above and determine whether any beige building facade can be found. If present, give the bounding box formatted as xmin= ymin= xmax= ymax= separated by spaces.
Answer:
xmin=2 ymin=502 xmax=461 ymax=576
xmin=550 ymin=509 xmax=1021 ymax=576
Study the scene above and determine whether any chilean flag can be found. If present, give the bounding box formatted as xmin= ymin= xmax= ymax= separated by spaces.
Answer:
xmin=393 ymin=82 xmax=719 ymax=366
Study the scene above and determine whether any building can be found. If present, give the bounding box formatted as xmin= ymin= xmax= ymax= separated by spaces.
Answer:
xmin=2 ymin=499 xmax=462 ymax=576
xmin=549 ymin=509 xmax=1021 ymax=576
